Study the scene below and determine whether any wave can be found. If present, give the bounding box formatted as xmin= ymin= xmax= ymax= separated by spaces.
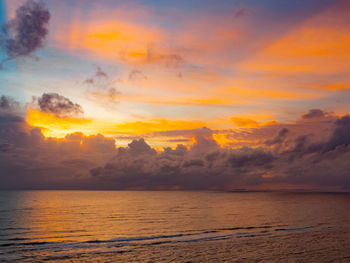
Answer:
xmin=86 ymin=233 xmax=187 ymax=243
xmin=0 ymin=241 xmax=51 ymax=247
xmin=1 ymin=223 xmax=333 ymax=260
xmin=275 ymin=226 xmax=312 ymax=232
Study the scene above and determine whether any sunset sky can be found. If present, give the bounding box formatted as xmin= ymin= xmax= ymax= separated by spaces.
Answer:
xmin=1 ymin=0 xmax=350 ymax=190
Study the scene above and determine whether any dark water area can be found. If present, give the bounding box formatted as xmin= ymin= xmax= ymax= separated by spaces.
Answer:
xmin=0 ymin=191 xmax=349 ymax=262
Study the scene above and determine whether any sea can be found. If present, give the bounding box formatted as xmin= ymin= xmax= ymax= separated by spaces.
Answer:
xmin=0 ymin=191 xmax=349 ymax=262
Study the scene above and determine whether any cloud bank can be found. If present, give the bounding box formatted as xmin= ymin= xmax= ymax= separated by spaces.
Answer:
xmin=0 ymin=99 xmax=349 ymax=191
xmin=90 ymin=114 xmax=350 ymax=190
xmin=0 ymin=97 xmax=116 ymax=189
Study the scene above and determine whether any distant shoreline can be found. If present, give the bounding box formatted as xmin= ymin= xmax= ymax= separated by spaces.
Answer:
xmin=0 ymin=189 xmax=349 ymax=194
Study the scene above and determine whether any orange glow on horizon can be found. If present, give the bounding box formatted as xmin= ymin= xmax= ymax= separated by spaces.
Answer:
xmin=26 ymin=109 xmax=281 ymax=149
xmin=26 ymin=109 xmax=208 ymax=142
xmin=27 ymin=109 xmax=93 ymax=138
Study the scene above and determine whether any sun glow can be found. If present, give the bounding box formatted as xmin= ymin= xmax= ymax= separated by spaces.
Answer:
xmin=26 ymin=109 xmax=209 ymax=144
xmin=26 ymin=109 xmax=94 ymax=138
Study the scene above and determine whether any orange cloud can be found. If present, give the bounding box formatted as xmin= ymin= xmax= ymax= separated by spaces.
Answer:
xmin=308 ymin=83 xmax=350 ymax=91
xmin=231 ymin=117 xmax=259 ymax=128
xmin=231 ymin=116 xmax=277 ymax=128
xmin=27 ymin=109 xmax=207 ymax=140
xmin=27 ymin=109 xmax=93 ymax=138
xmin=46 ymin=1 xmax=342 ymax=106
xmin=114 ymin=119 xmax=206 ymax=135
xmin=238 ymin=3 xmax=350 ymax=75
xmin=53 ymin=14 xmax=169 ymax=66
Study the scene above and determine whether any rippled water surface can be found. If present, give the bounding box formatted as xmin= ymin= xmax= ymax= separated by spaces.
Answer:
xmin=0 ymin=191 xmax=349 ymax=261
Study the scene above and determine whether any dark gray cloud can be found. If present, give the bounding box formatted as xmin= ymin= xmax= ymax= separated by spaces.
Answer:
xmin=0 ymin=96 xmax=24 ymax=139
xmin=1 ymin=0 xmax=50 ymax=60
xmin=302 ymin=109 xmax=327 ymax=119
xmin=89 ymin=115 xmax=350 ymax=190
xmin=35 ymin=93 xmax=83 ymax=118
xmin=0 ymin=104 xmax=116 ymax=189
xmin=283 ymin=114 xmax=350 ymax=156
xmin=265 ymin=128 xmax=289 ymax=146
xmin=228 ymin=148 xmax=274 ymax=169
xmin=88 ymin=136 xmax=273 ymax=190
xmin=0 ymin=103 xmax=349 ymax=190
xmin=325 ymin=115 xmax=350 ymax=151
xmin=0 ymin=95 xmax=19 ymax=112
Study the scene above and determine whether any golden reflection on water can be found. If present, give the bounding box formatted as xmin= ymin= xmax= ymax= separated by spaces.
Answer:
xmin=1 ymin=191 xmax=349 ymax=261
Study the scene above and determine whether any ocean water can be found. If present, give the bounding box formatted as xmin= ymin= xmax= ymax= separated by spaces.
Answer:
xmin=0 ymin=191 xmax=349 ymax=262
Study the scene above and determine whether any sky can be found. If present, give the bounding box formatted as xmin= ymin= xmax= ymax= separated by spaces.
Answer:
xmin=1 ymin=0 xmax=350 ymax=190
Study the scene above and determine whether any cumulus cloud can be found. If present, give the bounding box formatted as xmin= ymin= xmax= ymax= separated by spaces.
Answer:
xmin=0 ymin=103 xmax=349 ymax=191
xmin=89 ymin=114 xmax=350 ymax=190
xmin=0 ymin=0 xmax=50 ymax=61
xmin=35 ymin=93 xmax=84 ymax=118
xmin=89 ymin=136 xmax=274 ymax=190
xmin=0 ymin=98 xmax=116 ymax=189
xmin=0 ymin=130 xmax=117 ymax=189
xmin=325 ymin=115 xmax=350 ymax=151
